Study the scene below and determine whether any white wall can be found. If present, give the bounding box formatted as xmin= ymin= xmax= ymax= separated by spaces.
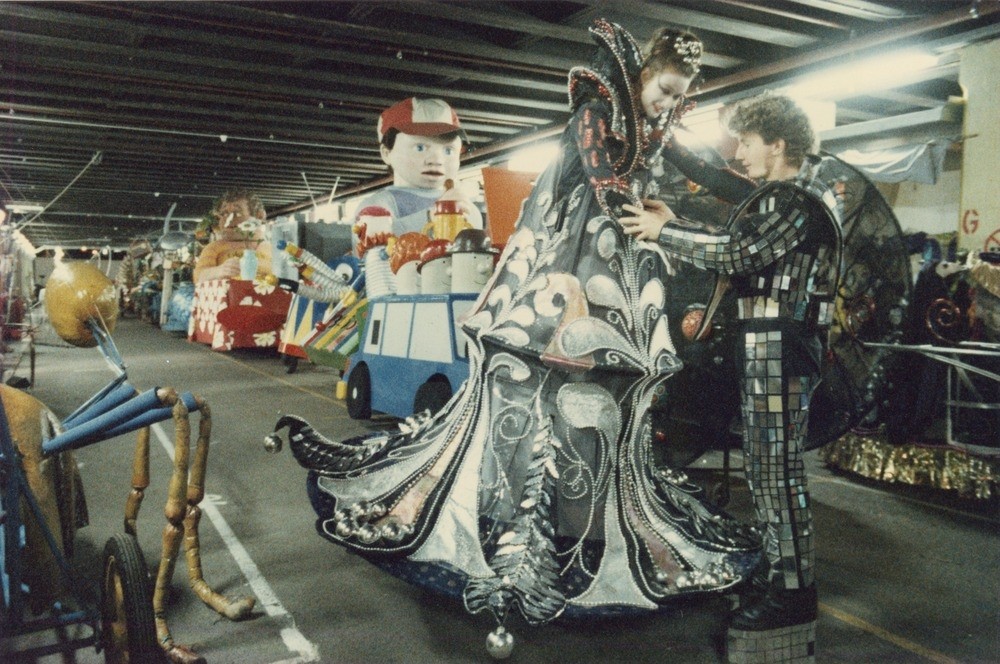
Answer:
xmin=890 ymin=169 xmax=961 ymax=235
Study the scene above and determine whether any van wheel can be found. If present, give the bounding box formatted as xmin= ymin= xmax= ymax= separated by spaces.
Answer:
xmin=413 ymin=380 xmax=451 ymax=417
xmin=346 ymin=364 xmax=372 ymax=420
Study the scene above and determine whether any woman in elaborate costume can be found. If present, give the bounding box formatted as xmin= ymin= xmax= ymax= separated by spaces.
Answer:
xmin=275 ymin=19 xmax=760 ymax=655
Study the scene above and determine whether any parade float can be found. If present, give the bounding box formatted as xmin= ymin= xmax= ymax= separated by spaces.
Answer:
xmin=188 ymin=196 xmax=291 ymax=353
xmin=342 ymin=228 xmax=497 ymax=420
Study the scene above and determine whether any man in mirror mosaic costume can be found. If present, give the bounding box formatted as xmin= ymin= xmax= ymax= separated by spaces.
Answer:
xmin=622 ymin=93 xmax=844 ymax=661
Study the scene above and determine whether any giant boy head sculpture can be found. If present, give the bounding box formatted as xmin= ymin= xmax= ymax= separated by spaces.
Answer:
xmin=377 ymin=98 xmax=465 ymax=190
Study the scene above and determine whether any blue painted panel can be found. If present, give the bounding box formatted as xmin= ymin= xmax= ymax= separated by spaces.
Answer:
xmin=346 ymin=293 xmax=477 ymax=419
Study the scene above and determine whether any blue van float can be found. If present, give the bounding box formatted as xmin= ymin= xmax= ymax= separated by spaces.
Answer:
xmin=343 ymin=292 xmax=478 ymax=420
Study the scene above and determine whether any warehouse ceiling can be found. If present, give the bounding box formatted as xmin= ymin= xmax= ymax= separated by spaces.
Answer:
xmin=3 ymin=1 xmax=999 ymax=250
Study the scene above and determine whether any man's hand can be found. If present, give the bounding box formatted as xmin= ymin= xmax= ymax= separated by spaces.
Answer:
xmin=619 ymin=199 xmax=675 ymax=241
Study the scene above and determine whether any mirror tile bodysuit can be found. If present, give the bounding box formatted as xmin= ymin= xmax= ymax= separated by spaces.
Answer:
xmin=656 ymin=157 xmax=843 ymax=662
xmin=657 ymin=171 xmax=842 ymax=592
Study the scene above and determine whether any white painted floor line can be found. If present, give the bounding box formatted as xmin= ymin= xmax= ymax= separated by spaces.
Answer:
xmin=151 ymin=423 xmax=321 ymax=663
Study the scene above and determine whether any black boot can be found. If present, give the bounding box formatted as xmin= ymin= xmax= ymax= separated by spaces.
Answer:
xmin=730 ymin=582 xmax=817 ymax=631
xmin=737 ymin=556 xmax=770 ymax=607
xmin=727 ymin=583 xmax=817 ymax=662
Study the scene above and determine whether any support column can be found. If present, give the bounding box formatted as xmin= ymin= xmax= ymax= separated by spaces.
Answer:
xmin=958 ymin=39 xmax=1000 ymax=254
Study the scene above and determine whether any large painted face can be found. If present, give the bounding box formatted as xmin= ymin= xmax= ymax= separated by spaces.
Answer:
xmin=420 ymin=256 xmax=452 ymax=294
xmin=451 ymin=253 xmax=494 ymax=293
xmin=381 ymin=133 xmax=461 ymax=189
xmin=215 ymin=198 xmax=257 ymax=241
xmin=639 ymin=66 xmax=693 ymax=120
xmin=734 ymin=131 xmax=782 ymax=181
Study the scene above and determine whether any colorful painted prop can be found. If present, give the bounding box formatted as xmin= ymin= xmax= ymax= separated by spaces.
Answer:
xmin=44 ymin=261 xmax=119 ymax=346
xmin=416 ymin=239 xmax=450 ymax=295
xmin=302 ymin=293 xmax=368 ymax=372
xmin=276 ymin=245 xmax=359 ymax=363
xmin=161 ymin=281 xmax=195 ymax=333
xmin=389 ymin=232 xmax=431 ymax=295
xmin=449 ymin=228 xmax=497 ymax=294
xmin=293 ymin=231 xmax=380 ymax=371
xmin=3 ymin=262 xmax=252 ymax=663
xmin=421 ymin=181 xmax=472 ymax=241
xmin=279 ymin=292 xmax=329 ymax=361
xmin=340 ymin=292 xmax=479 ymax=420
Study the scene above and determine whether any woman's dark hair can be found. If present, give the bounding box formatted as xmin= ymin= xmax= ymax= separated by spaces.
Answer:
xmin=640 ymin=26 xmax=703 ymax=85
xmin=727 ymin=93 xmax=816 ymax=166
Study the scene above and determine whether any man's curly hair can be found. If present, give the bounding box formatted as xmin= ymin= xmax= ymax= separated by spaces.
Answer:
xmin=727 ymin=93 xmax=816 ymax=167
xmin=211 ymin=187 xmax=265 ymax=224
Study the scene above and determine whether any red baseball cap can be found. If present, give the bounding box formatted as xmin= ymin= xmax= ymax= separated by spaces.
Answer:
xmin=377 ymin=97 xmax=466 ymax=143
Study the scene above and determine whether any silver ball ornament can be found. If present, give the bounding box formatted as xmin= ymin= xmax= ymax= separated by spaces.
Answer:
xmin=356 ymin=524 xmax=379 ymax=544
xmin=335 ymin=520 xmax=354 ymax=538
xmin=349 ymin=501 xmax=370 ymax=519
xmin=485 ymin=626 xmax=514 ymax=659
xmin=263 ymin=433 xmax=283 ymax=454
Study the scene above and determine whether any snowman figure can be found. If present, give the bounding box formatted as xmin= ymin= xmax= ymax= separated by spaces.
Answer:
xmin=389 ymin=232 xmax=430 ymax=295
xmin=417 ymin=239 xmax=452 ymax=295
xmin=449 ymin=228 xmax=496 ymax=293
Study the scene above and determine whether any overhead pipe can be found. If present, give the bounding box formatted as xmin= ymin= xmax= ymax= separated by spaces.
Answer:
xmin=700 ymin=3 xmax=1000 ymax=95
xmin=271 ymin=3 xmax=998 ymax=219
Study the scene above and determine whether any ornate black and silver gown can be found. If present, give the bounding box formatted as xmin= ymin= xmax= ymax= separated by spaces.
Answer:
xmin=276 ymin=19 xmax=760 ymax=630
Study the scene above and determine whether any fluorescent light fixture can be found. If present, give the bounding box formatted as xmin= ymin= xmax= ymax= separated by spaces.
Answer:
xmin=783 ymin=50 xmax=939 ymax=101
xmin=507 ymin=142 xmax=560 ymax=173
xmin=7 ymin=202 xmax=45 ymax=213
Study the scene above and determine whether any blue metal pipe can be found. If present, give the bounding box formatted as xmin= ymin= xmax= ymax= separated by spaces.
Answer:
xmin=62 ymin=381 xmax=137 ymax=429
xmin=101 ymin=392 xmax=200 ymax=439
xmin=43 ymin=388 xmax=165 ymax=455
xmin=61 ymin=373 xmax=129 ymax=428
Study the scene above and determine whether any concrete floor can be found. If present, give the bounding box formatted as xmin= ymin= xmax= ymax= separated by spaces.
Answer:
xmin=6 ymin=318 xmax=998 ymax=663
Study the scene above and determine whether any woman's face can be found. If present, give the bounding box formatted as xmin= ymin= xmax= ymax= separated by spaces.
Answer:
xmin=640 ymin=66 xmax=694 ymax=120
